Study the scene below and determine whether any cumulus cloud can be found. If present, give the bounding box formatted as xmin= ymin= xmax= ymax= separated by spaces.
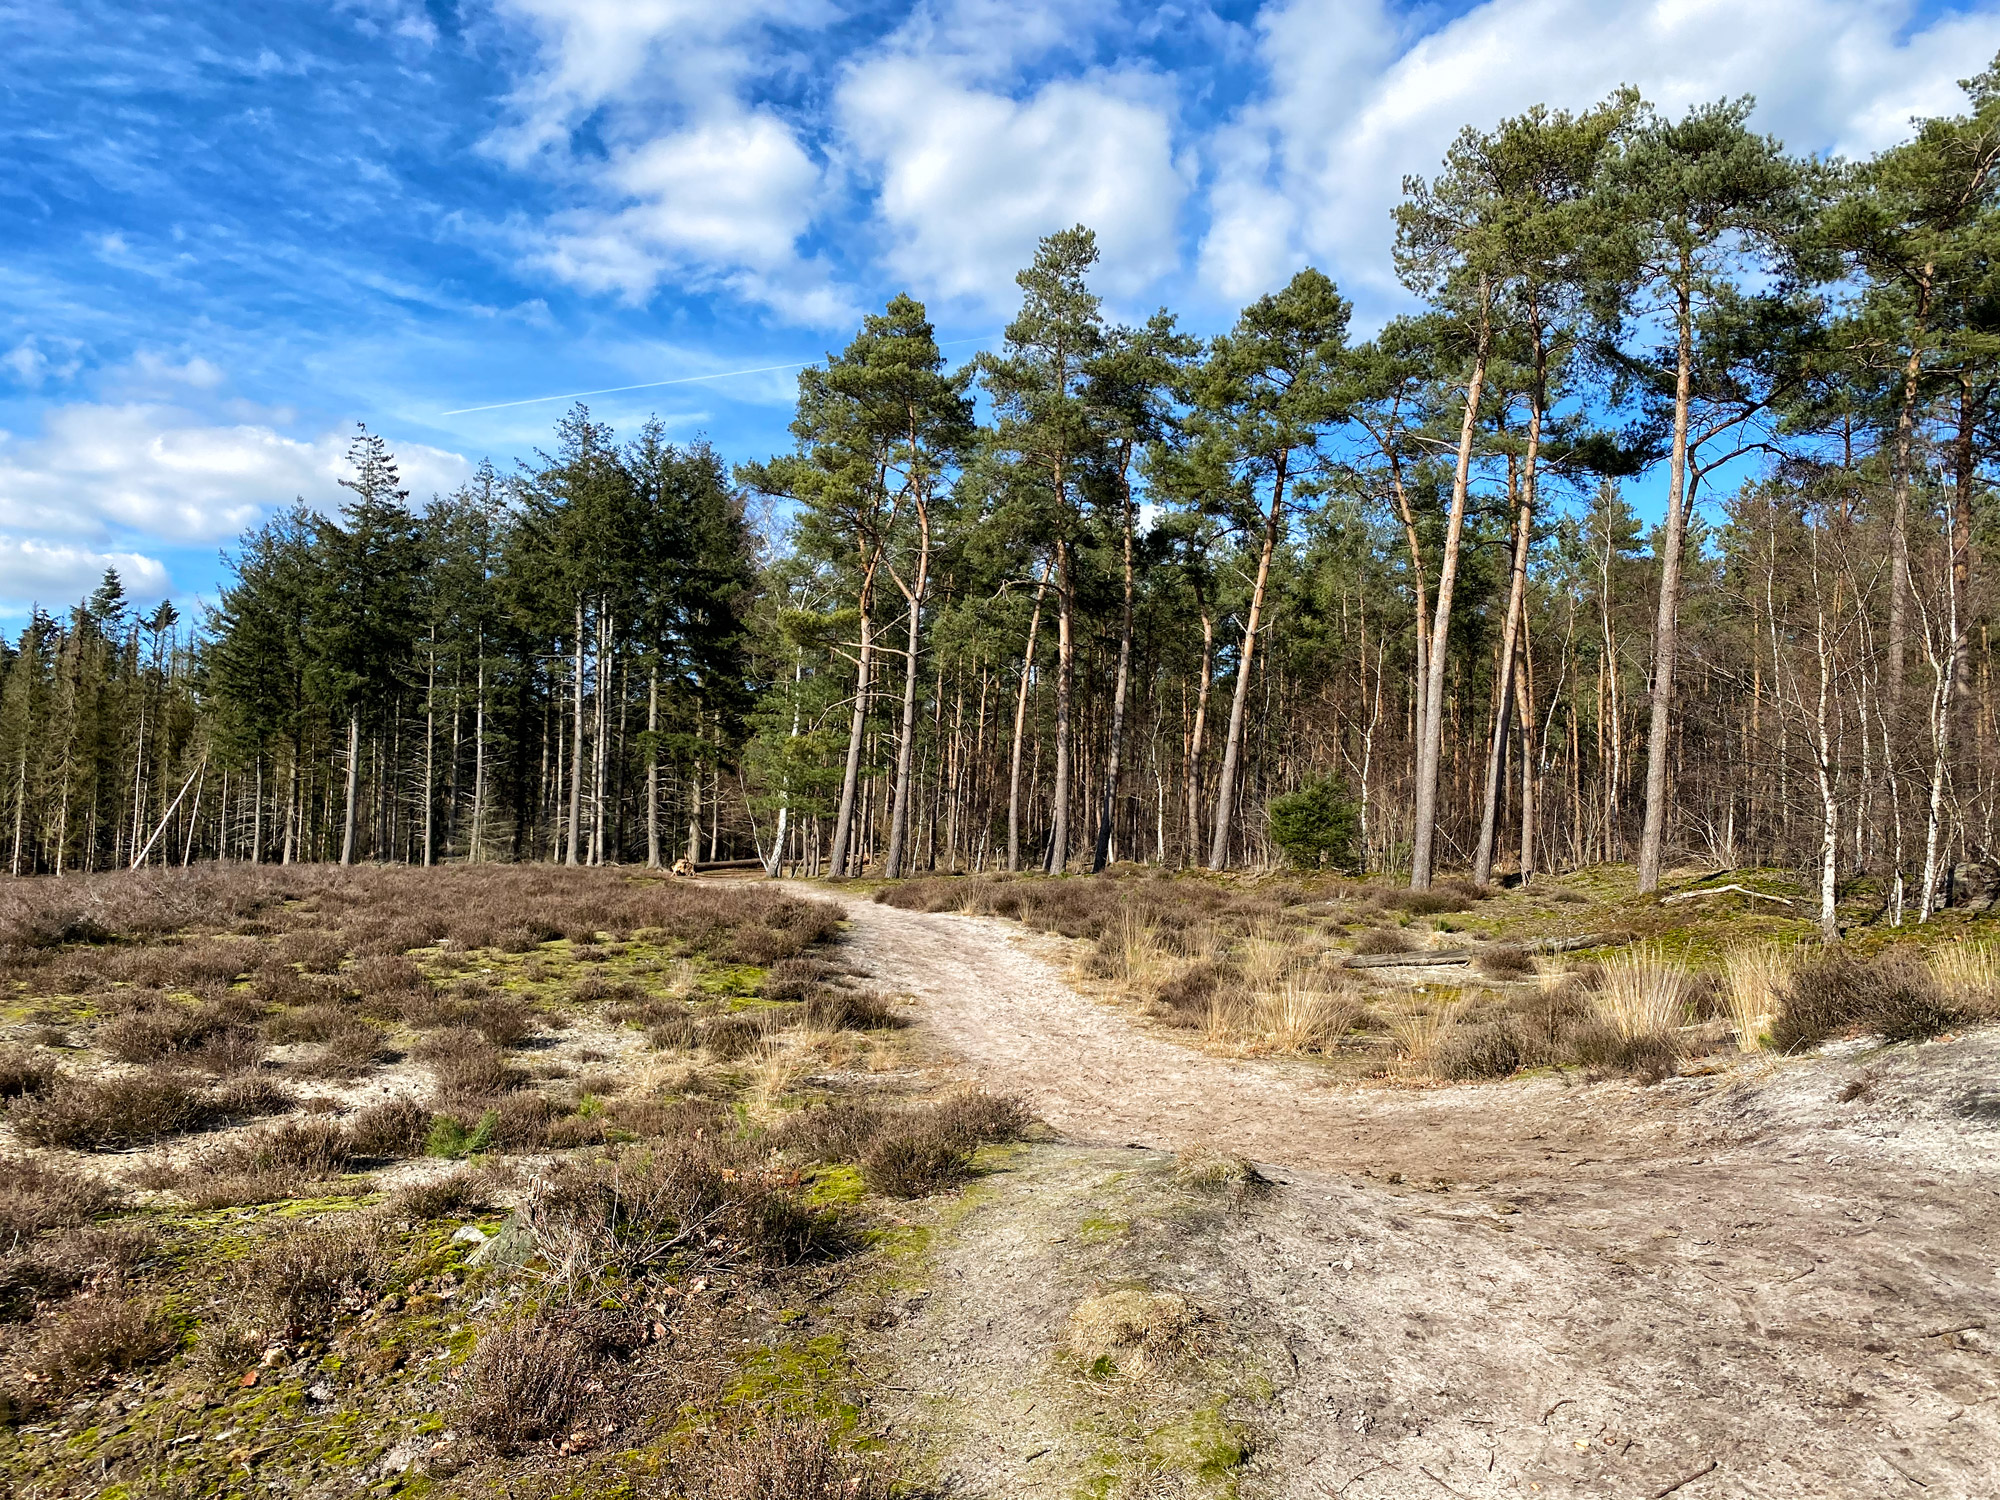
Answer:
xmin=490 ymin=0 xmax=852 ymax=322
xmin=835 ymin=0 xmax=1189 ymax=311
xmin=840 ymin=61 xmax=1188 ymax=306
xmin=1201 ymin=0 xmax=2000 ymax=315
xmin=0 ymin=404 xmax=470 ymax=545
xmin=0 ymin=539 xmax=169 ymax=613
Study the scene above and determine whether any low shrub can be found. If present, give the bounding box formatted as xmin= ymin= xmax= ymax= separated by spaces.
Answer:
xmin=802 ymin=986 xmax=903 ymax=1032
xmin=773 ymin=1101 xmax=885 ymax=1165
xmin=1350 ymin=927 xmax=1410 ymax=956
xmin=1774 ymin=952 xmax=1961 ymax=1051
xmin=526 ymin=1143 xmax=837 ymax=1290
xmin=389 ymin=1167 xmax=494 ymax=1222
xmin=236 ymin=1218 xmax=385 ymax=1342
xmin=277 ymin=930 xmax=348 ymax=974
xmin=646 ymin=1015 xmax=698 ymax=1050
xmin=457 ymin=1309 xmax=638 ymax=1454
xmin=1434 ymin=1020 xmax=1524 ymax=1080
xmin=0 ymin=1046 xmax=57 ymax=1099
xmin=345 ymin=1097 xmax=434 ymax=1159
xmin=1155 ymin=961 xmax=1241 ymax=1029
xmin=0 ymin=1157 xmax=116 ymax=1239
xmin=760 ymin=957 xmax=837 ymax=1003
xmin=699 ymin=1014 xmax=766 ymax=1060
xmin=417 ymin=1029 xmax=524 ymax=1098
xmin=1473 ymin=944 xmax=1536 ymax=979
xmin=96 ymin=1002 xmax=232 ymax=1064
xmin=10 ymin=1073 xmax=209 ymax=1149
xmin=7 ymin=1294 xmax=174 ymax=1401
xmin=672 ymin=1420 xmax=897 ymax=1500
xmin=466 ymin=993 xmax=536 ymax=1048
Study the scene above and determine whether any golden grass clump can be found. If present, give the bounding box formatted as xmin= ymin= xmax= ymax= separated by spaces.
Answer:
xmin=1927 ymin=941 xmax=2000 ymax=1010
xmin=1251 ymin=978 xmax=1360 ymax=1053
xmin=1063 ymin=1288 xmax=1201 ymax=1378
xmin=1723 ymin=942 xmax=1796 ymax=1052
xmin=1592 ymin=949 xmax=1686 ymax=1039
xmin=1385 ymin=993 xmax=1463 ymax=1069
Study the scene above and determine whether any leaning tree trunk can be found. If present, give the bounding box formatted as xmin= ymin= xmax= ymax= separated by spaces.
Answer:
xmin=1210 ymin=460 xmax=1288 ymax=871
xmin=1183 ymin=601 xmax=1214 ymax=870
xmin=1410 ymin=277 xmax=1491 ymax=889
xmin=829 ymin=588 xmax=875 ymax=879
xmin=1636 ymin=269 xmax=1696 ymax=895
xmin=1006 ymin=559 xmax=1053 ymax=872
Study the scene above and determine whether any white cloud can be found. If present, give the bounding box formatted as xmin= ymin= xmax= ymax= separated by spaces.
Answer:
xmin=0 ymin=404 xmax=470 ymax=545
xmin=838 ymin=60 xmax=1189 ymax=308
xmin=1202 ymin=0 xmax=2000 ymax=318
xmin=538 ymin=110 xmax=854 ymax=325
xmin=3 ymin=337 xmax=86 ymax=389
xmin=0 ymin=539 xmax=169 ymax=613
xmin=490 ymin=0 xmax=850 ymax=323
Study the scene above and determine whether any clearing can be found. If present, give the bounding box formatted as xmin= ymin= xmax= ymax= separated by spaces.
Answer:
xmin=817 ymin=887 xmax=2000 ymax=1499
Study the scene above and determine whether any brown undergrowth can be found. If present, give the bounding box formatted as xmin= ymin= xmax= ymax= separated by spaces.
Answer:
xmin=0 ymin=863 xmax=1012 ymax=1496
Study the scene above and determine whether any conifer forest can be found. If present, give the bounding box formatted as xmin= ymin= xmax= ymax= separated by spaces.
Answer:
xmin=12 ymin=79 xmax=2000 ymax=935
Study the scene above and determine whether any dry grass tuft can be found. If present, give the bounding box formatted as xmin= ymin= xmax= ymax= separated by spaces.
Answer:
xmin=1063 ymin=1288 xmax=1200 ymax=1378
xmin=1723 ymin=942 xmax=1796 ymax=1052
xmin=1385 ymin=996 xmax=1463 ymax=1070
xmin=1592 ymin=949 xmax=1687 ymax=1039
xmin=1250 ymin=979 xmax=1360 ymax=1054
xmin=672 ymin=1420 xmax=898 ymax=1500
xmin=1172 ymin=1146 xmax=1266 ymax=1194
xmin=1927 ymin=941 xmax=2000 ymax=1011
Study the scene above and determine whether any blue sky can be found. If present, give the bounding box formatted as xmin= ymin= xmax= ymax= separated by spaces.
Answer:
xmin=4 ymin=0 xmax=1999 ymax=623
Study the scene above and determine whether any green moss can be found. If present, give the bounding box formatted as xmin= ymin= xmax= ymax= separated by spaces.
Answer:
xmin=1146 ymin=1399 xmax=1248 ymax=1488
xmin=723 ymin=1334 xmax=859 ymax=1432
xmin=1075 ymin=1215 xmax=1129 ymax=1246
xmin=806 ymin=1164 xmax=866 ymax=1207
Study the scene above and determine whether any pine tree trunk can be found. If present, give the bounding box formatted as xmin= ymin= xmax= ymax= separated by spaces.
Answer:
xmin=1411 ymin=277 xmax=1491 ymax=888
xmin=1007 ymin=558 xmax=1053 ymax=872
xmin=423 ymin=625 xmax=436 ymax=867
xmin=647 ymin=668 xmax=661 ymax=869
xmin=1184 ymin=603 xmax=1214 ymax=869
xmin=1475 ymin=395 xmax=1540 ymax=885
xmin=340 ymin=709 xmax=360 ymax=865
xmin=567 ymin=600 xmax=584 ymax=867
xmin=1209 ymin=460 xmax=1289 ymax=871
xmin=471 ymin=646 xmax=487 ymax=863
xmin=885 ymin=508 xmax=931 ymax=879
xmin=830 ymin=593 xmax=874 ymax=878
xmin=1637 ymin=270 xmax=1696 ymax=894
xmin=1092 ymin=470 xmax=1138 ymax=873
xmin=1049 ymin=541 xmax=1075 ymax=873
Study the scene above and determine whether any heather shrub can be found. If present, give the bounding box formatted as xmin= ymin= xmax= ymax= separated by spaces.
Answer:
xmin=1434 ymin=1020 xmax=1524 ymax=1080
xmin=802 ymin=986 xmax=903 ymax=1031
xmin=0 ymin=1157 xmax=116 ymax=1239
xmin=1350 ymin=927 xmax=1410 ymax=956
xmin=672 ymin=1420 xmax=897 ymax=1500
xmin=1774 ymin=952 xmax=1961 ymax=1051
xmin=773 ymin=1101 xmax=885 ymax=1165
xmin=236 ymin=1218 xmax=386 ymax=1341
xmin=457 ymin=1309 xmax=639 ymax=1454
xmin=11 ymin=1073 xmax=209 ymax=1149
xmin=1474 ymin=944 xmax=1536 ymax=979
xmin=345 ymin=1097 xmax=434 ymax=1159
xmin=0 ymin=1046 xmax=57 ymax=1099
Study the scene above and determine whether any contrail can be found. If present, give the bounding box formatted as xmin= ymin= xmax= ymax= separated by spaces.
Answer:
xmin=440 ymin=335 xmax=1000 ymax=417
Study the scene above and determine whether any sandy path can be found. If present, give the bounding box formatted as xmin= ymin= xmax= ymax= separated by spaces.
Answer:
xmin=807 ymin=888 xmax=2000 ymax=1499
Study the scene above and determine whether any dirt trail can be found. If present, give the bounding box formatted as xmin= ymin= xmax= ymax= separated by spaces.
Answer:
xmin=809 ymin=890 xmax=2000 ymax=1499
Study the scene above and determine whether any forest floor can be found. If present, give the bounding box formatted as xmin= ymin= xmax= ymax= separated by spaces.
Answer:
xmin=797 ymin=876 xmax=2000 ymax=1499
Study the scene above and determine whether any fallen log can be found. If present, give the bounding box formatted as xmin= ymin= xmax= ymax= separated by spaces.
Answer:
xmin=691 ymin=858 xmax=768 ymax=873
xmin=1659 ymin=883 xmax=1793 ymax=907
xmin=1343 ymin=932 xmax=1632 ymax=969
